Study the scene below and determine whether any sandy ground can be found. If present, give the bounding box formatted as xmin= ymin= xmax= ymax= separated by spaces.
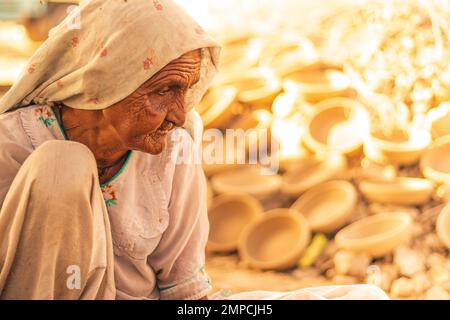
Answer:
xmin=206 ymin=253 xmax=332 ymax=295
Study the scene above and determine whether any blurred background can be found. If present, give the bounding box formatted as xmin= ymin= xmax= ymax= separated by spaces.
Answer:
xmin=0 ymin=0 xmax=449 ymax=300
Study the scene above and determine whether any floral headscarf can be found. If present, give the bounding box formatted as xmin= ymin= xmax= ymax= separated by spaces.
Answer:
xmin=0 ymin=0 xmax=221 ymax=135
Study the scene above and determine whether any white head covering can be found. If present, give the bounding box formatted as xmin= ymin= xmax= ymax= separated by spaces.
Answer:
xmin=0 ymin=0 xmax=221 ymax=135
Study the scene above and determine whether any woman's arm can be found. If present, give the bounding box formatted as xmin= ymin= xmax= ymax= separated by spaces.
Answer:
xmin=148 ymin=128 xmax=212 ymax=300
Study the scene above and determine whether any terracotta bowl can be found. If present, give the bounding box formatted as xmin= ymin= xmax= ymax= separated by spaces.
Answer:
xmin=335 ymin=212 xmax=413 ymax=257
xmin=420 ymin=135 xmax=450 ymax=184
xmin=281 ymin=153 xmax=347 ymax=198
xmin=291 ymin=180 xmax=357 ymax=233
xmin=211 ymin=167 xmax=282 ymax=199
xmin=283 ymin=63 xmax=351 ymax=102
xmin=238 ymin=208 xmax=311 ymax=270
xmin=359 ymin=178 xmax=434 ymax=206
xmin=303 ymin=98 xmax=368 ymax=155
xmin=425 ymin=102 xmax=450 ymax=140
xmin=232 ymin=69 xmax=282 ymax=107
xmin=260 ymin=38 xmax=318 ymax=77
xmin=202 ymin=140 xmax=245 ymax=177
xmin=231 ymin=109 xmax=272 ymax=131
xmin=364 ymin=126 xmax=431 ymax=165
xmin=437 ymin=203 xmax=450 ymax=249
xmin=197 ymin=86 xmax=238 ymax=129
xmin=207 ymin=193 xmax=263 ymax=253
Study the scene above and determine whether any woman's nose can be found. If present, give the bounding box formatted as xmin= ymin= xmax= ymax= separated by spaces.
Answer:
xmin=166 ymin=108 xmax=186 ymax=127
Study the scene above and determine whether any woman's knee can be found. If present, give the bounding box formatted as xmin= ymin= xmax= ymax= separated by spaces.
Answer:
xmin=24 ymin=140 xmax=99 ymax=197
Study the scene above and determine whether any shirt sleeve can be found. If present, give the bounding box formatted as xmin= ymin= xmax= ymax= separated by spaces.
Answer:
xmin=148 ymin=127 xmax=212 ymax=300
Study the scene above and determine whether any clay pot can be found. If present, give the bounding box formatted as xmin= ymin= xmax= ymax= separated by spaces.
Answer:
xmin=436 ymin=203 xmax=450 ymax=250
xmin=420 ymin=135 xmax=450 ymax=184
xmin=202 ymin=139 xmax=244 ymax=177
xmin=335 ymin=212 xmax=413 ymax=258
xmin=281 ymin=153 xmax=347 ymax=198
xmin=207 ymin=193 xmax=263 ymax=253
xmin=291 ymin=180 xmax=357 ymax=233
xmin=260 ymin=37 xmax=318 ymax=77
xmin=238 ymin=208 xmax=311 ymax=270
xmin=232 ymin=69 xmax=282 ymax=107
xmin=364 ymin=126 xmax=431 ymax=166
xmin=283 ymin=63 xmax=351 ymax=102
xmin=359 ymin=178 xmax=435 ymax=206
xmin=425 ymin=102 xmax=450 ymax=140
xmin=211 ymin=167 xmax=282 ymax=198
xmin=303 ymin=98 xmax=368 ymax=156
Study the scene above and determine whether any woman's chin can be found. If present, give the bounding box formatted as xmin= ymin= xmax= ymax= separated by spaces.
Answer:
xmin=138 ymin=135 xmax=167 ymax=155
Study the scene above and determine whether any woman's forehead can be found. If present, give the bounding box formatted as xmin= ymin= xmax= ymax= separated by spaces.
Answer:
xmin=145 ymin=49 xmax=202 ymax=86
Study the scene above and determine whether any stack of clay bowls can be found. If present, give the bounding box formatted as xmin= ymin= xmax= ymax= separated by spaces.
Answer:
xmin=238 ymin=208 xmax=311 ymax=270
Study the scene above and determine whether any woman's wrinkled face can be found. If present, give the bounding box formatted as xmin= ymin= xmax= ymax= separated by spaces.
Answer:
xmin=103 ymin=49 xmax=201 ymax=155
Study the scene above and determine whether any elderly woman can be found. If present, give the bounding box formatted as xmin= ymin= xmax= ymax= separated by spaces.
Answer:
xmin=0 ymin=0 xmax=218 ymax=300
xmin=0 ymin=0 xmax=388 ymax=300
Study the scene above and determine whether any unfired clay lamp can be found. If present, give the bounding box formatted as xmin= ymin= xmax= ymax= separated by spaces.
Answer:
xmin=425 ymin=102 xmax=450 ymax=140
xmin=197 ymin=86 xmax=238 ymax=129
xmin=303 ymin=98 xmax=368 ymax=156
xmin=207 ymin=193 xmax=263 ymax=253
xmin=291 ymin=180 xmax=357 ymax=233
xmin=211 ymin=167 xmax=282 ymax=199
xmin=436 ymin=203 xmax=450 ymax=250
xmin=260 ymin=37 xmax=318 ymax=77
xmin=281 ymin=153 xmax=347 ymax=198
xmin=238 ymin=208 xmax=311 ymax=270
xmin=364 ymin=126 xmax=431 ymax=166
xmin=233 ymin=69 xmax=282 ymax=107
xmin=420 ymin=135 xmax=450 ymax=185
xmin=202 ymin=139 xmax=244 ymax=177
xmin=283 ymin=63 xmax=351 ymax=103
xmin=359 ymin=178 xmax=434 ymax=206
xmin=335 ymin=212 xmax=413 ymax=257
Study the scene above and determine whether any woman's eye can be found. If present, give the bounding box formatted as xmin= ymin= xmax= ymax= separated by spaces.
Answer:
xmin=157 ymin=86 xmax=171 ymax=96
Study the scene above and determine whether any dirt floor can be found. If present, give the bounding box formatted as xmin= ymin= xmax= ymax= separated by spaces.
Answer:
xmin=206 ymin=254 xmax=332 ymax=295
